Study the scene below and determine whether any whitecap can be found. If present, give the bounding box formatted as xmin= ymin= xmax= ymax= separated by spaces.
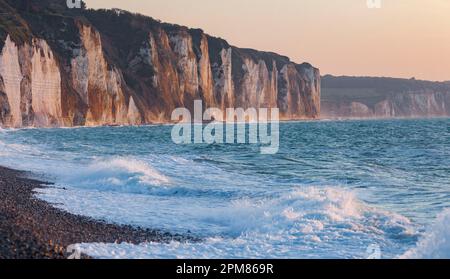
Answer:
xmin=66 ymin=186 xmax=418 ymax=259
xmin=57 ymin=157 xmax=171 ymax=194
xmin=401 ymin=208 xmax=450 ymax=259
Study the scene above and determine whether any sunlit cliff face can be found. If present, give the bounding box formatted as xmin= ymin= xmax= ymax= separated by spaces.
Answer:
xmin=0 ymin=3 xmax=320 ymax=128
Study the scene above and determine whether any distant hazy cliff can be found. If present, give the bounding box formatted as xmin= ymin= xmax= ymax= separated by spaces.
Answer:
xmin=321 ymin=75 xmax=450 ymax=119
xmin=0 ymin=0 xmax=320 ymax=128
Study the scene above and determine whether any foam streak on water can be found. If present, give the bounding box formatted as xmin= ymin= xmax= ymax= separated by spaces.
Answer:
xmin=0 ymin=119 xmax=449 ymax=258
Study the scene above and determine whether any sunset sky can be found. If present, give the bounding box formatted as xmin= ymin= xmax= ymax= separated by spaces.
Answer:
xmin=84 ymin=0 xmax=450 ymax=81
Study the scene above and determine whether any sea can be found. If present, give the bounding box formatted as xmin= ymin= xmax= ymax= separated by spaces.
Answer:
xmin=0 ymin=118 xmax=449 ymax=259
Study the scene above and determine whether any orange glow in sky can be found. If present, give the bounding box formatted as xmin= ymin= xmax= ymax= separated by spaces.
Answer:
xmin=84 ymin=0 xmax=450 ymax=81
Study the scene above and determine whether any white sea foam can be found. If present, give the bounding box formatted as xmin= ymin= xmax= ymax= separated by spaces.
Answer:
xmin=0 ymin=137 xmax=43 ymax=159
xmin=401 ymin=209 xmax=450 ymax=259
xmin=71 ymin=157 xmax=170 ymax=187
xmin=1 ymin=133 xmax=177 ymax=194
xmin=53 ymin=187 xmax=417 ymax=259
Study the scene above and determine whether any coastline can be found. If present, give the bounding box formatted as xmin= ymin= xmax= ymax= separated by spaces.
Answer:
xmin=0 ymin=166 xmax=194 ymax=259
xmin=1 ymin=115 xmax=449 ymax=131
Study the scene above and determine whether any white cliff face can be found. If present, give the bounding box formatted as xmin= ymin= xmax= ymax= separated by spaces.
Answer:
xmin=169 ymin=32 xmax=199 ymax=102
xmin=322 ymin=89 xmax=450 ymax=119
xmin=269 ymin=62 xmax=278 ymax=109
xmin=108 ymin=68 xmax=129 ymax=123
xmin=426 ymin=94 xmax=440 ymax=114
xmin=279 ymin=65 xmax=292 ymax=117
xmin=199 ymin=34 xmax=215 ymax=107
xmin=277 ymin=64 xmax=321 ymax=119
xmin=240 ymin=58 xmax=275 ymax=109
xmin=1 ymin=36 xmax=64 ymax=127
xmin=241 ymin=58 xmax=261 ymax=107
xmin=147 ymin=33 xmax=160 ymax=89
xmin=71 ymin=47 xmax=89 ymax=104
xmin=215 ymin=48 xmax=234 ymax=110
xmin=74 ymin=24 xmax=134 ymax=126
xmin=148 ymin=29 xmax=182 ymax=112
xmin=351 ymin=102 xmax=372 ymax=117
xmin=77 ymin=24 xmax=109 ymax=125
xmin=374 ymin=100 xmax=393 ymax=117
xmin=304 ymin=66 xmax=321 ymax=115
xmin=392 ymin=92 xmax=448 ymax=117
xmin=31 ymin=39 xmax=62 ymax=127
xmin=79 ymin=25 xmax=107 ymax=91
xmin=0 ymin=36 xmax=23 ymax=127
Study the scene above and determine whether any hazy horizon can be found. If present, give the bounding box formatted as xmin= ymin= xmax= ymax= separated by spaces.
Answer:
xmin=83 ymin=0 xmax=450 ymax=82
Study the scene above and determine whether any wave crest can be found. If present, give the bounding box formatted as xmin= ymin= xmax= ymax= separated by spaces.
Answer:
xmin=204 ymin=186 xmax=415 ymax=244
xmin=401 ymin=209 xmax=450 ymax=259
xmin=59 ymin=157 xmax=171 ymax=194
xmin=71 ymin=186 xmax=419 ymax=259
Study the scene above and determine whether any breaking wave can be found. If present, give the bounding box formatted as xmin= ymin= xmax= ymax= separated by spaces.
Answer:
xmin=401 ymin=209 xmax=450 ymax=259
xmin=64 ymin=187 xmax=418 ymax=259
xmin=59 ymin=157 xmax=171 ymax=192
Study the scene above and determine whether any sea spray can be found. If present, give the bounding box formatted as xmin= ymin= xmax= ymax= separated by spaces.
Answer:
xmin=401 ymin=209 xmax=450 ymax=259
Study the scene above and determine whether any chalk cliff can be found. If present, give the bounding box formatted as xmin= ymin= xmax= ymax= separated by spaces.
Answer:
xmin=0 ymin=0 xmax=320 ymax=127
xmin=321 ymin=75 xmax=450 ymax=119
